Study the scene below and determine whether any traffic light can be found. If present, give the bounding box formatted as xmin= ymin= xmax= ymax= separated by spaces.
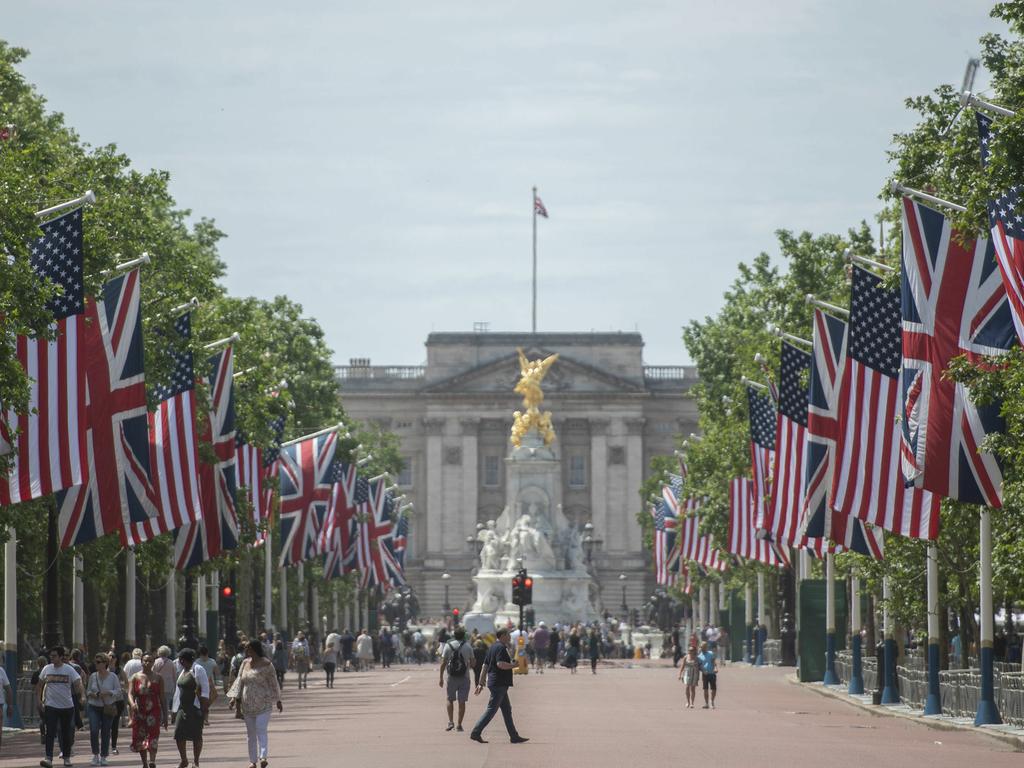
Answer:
xmin=522 ymin=575 xmax=533 ymax=606
xmin=221 ymin=584 xmax=237 ymax=641
xmin=511 ymin=570 xmax=524 ymax=606
xmin=451 ymin=607 xmax=460 ymax=622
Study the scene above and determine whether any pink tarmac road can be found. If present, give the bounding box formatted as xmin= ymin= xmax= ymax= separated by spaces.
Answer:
xmin=0 ymin=661 xmax=1018 ymax=768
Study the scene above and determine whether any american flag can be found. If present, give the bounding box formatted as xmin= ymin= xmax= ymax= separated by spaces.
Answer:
xmin=900 ymin=196 xmax=1014 ymax=508
xmin=978 ymin=113 xmax=1024 ymax=345
xmin=831 ymin=266 xmax=940 ymax=540
xmin=678 ymin=499 xmax=726 ymax=572
xmin=57 ymin=269 xmax=161 ymax=547
xmin=652 ymin=498 xmax=679 ymax=586
xmin=747 ymin=386 xmax=776 ymax=533
xmin=258 ymin=415 xmax=286 ymax=536
xmin=174 ymin=347 xmax=239 ymax=569
xmin=356 ymin=481 xmax=405 ymax=589
xmin=662 ymin=473 xmax=684 ymax=514
xmin=132 ymin=313 xmax=202 ymax=544
xmin=679 ymin=563 xmax=693 ymax=595
xmin=678 ymin=452 xmax=689 ymax=481
xmin=728 ymin=477 xmax=788 ymax=567
xmin=766 ymin=342 xmax=810 ymax=546
xmin=1 ymin=209 xmax=88 ymax=506
xmin=534 ymin=194 xmax=549 ymax=219
xmin=235 ymin=432 xmax=262 ymax=536
xmin=278 ymin=430 xmax=338 ymax=567
xmin=800 ymin=310 xmax=884 ymax=558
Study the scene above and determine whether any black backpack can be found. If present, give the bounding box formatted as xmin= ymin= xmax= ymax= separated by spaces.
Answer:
xmin=446 ymin=641 xmax=468 ymax=677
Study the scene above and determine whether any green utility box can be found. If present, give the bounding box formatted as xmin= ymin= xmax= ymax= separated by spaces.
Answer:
xmin=798 ymin=579 xmax=847 ymax=682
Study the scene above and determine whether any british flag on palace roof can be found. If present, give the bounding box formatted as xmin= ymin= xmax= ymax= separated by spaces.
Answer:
xmin=278 ymin=430 xmax=338 ymax=567
xmin=899 ymin=196 xmax=1015 ymax=507
xmin=57 ymin=269 xmax=161 ymax=548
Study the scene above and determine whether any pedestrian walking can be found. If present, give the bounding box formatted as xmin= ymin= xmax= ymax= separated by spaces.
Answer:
xmin=698 ymin=641 xmax=719 ymax=709
xmin=321 ymin=637 xmax=338 ymax=689
xmin=531 ymin=623 xmax=549 ymax=674
xmin=227 ymin=640 xmax=283 ymax=768
xmin=380 ymin=627 xmax=393 ymax=668
xmin=271 ymin=639 xmax=287 ymax=688
xmin=0 ymin=660 xmax=12 ymax=749
xmin=108 ymin=652 xmax=128 ymax=756
xmin=469 ymin=628 xmax=527 ymax=745
xmin=355 ymin=629 xmax=373 ymax=671
xmin=152 ymin=647 xmax=176 ymax=725
xmin=438 ymin=627 xmax=474 ymax=732
xmin=86 ymin=653 xmax=120 ymax=765
xmin=196 ymin=647 xmax=219 ymax=723
xmin=587 ymin=628 xmax=601 ymax=674
xmin=171 ymin=649 xmax=210 ymax=768
xmin=563 ymin=629 xmax=580 ymax=674
xmin=126 ymin=652 xmax=167 ymax=768
xmin=470 ymin=632 xmax=487 ymax=688
xmin=290 ymin=632 xmax=310 ymax=689
xmin=678 ymin=646 xmax=700 ymax=708
xmin=547 ymin=628 xmax=560 ymax=668
xmin=339 ymin=629 xmax=355 ymax=672
xmin=123 ymin=650 xmax=144 ymax=681
xmin=38 ymin=645 xmax=86 ymax=768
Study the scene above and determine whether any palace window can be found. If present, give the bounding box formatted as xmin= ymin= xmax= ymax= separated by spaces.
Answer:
xmin=483 ymin=455 xmax=501 ymax=487
xmin=569 ymin=454 xmax=587 ymax=489
xmin=397 ymin=457 xmax=413 ymax=488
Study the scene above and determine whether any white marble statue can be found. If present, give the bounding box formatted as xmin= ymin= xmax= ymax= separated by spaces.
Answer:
xmin=506 ymin=514 xmax=555 ymax=568
xmin=478 ymin=520 xmax=503 ymax=571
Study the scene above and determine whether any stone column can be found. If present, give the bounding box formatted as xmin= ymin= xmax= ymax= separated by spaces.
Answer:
xmin=457 ymin=418 xmax=480 ymax=552
xmin=166 ymin=569 xmax=177 ymax=645
xmin=624 ymin=418 xmax=645 ymax=552
xmin=72 ymin=554 xmax=84 ymax=647
xmin=849 ymin=574 xmax=864 ymax=695
xmin=589 ymin=419 xmax=609 ymax=549
xmin=125 ymin=550 xmax=136 ymax=648
xmin=423 ymin=418 xmax=445 ymax=555
xmin=197 ymin=574 xmax=207 ymax=640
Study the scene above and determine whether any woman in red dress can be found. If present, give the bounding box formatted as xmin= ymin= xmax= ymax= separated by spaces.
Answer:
xmin=126 ymin=652 xmax=167 ymax=768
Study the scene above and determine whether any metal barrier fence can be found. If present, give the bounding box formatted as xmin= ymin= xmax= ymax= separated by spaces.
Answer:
xmin=763 ymin=640 xmax=781 ymax=666
xmin=832 ymin=651 xmax=1024 ymax=726
xmin=16 ymin=673 xmax=39 ymax=725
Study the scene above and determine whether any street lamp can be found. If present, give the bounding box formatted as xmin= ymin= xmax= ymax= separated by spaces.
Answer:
xmin=582 ymin=522 xmax=603 ymax=564
xmin=619 ymin=573 xmax=628 ymax=615
xmin=442 ymin=572 xmax=451 ymax=612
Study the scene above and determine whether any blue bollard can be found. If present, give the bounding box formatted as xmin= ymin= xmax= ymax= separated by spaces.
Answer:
xmin=974 ymin=645 xmax=1002 ymax=725
xmin=848 ymin=634 xmax=864 ymax=695
xmin=823 ymin=631 xmax=839 ymax=685
xmin=923 ymin=641 xmax=941 ymax=715
xmin=3 ymin=648 xmax=22 ymax=728
xmin=880 ymin=637 xmax=899 ymax=704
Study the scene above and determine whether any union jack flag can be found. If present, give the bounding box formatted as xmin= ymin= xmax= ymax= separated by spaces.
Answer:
xmin=1 ymin=209 xmax=87 ymax=506
xmin=132 ymin=313 xmax=202 ymax=545
xmin=766 ymin=342 xmax=810 ymax=546
xmin=978 ymin=113 xmax=1024 ymax=346
xmin=57 ymin=269 xmax=160 ymax=547
xmin=652 ymin=497 xmax=679 ymax=586
xmin=174 ymin=347 xmax=239 ymax=569
xmin=727 ymin=477 xmax=788 ymax=567
xmin=800 ymin=310 xmax=883 ymax=558
xmin=747 ymin=386 xmax=776 ymax=533
xmin=318 ymin=461 xmax=361 ymax=562
xmin=278 ymin=430 xmax=338 ymax=567
xmin=831 ymin=266 xmax=940 ymax=540
xmin=534 ymin=194 xmax=549 ymax=218
xmin=393 ymin=511 xmax=409 ymax=570
xmin=356 ymin=481 xmax=404 ymax=589
xmin=899 ymin=196 xmax=1014 ymax=508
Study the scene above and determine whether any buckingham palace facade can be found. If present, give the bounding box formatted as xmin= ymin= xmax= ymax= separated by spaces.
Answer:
xmin=336 ymin=331 xmax=698 ymax=617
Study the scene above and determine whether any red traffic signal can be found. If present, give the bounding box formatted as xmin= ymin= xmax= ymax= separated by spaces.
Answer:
xmin=452 ymin=608 xmax=460 ymax=617
xmin=221 ymin=586 xmax=234 ymax=598
xmin=524 ymin=578 xmax=533 ymax=588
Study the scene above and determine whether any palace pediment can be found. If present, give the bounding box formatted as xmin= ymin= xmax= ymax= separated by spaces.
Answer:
xmin=420 ymin=348 xmax=646 ymax=395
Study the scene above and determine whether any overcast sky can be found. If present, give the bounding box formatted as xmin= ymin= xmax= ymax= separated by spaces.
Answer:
xmin=5 ymin=1 xmax=1001 ymax=366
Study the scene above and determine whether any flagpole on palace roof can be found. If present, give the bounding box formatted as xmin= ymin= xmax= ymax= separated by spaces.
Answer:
xmin=532 ymin=186 xmax=538 ymax=334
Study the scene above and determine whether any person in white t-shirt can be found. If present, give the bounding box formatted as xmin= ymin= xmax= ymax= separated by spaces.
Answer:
xmin=38 ymin=646 xmax=85 ymax=768
xmin=0 ymin=664 xmax=12 ymax=751
xmin=122 ymin=649 xmax=144 ymax=680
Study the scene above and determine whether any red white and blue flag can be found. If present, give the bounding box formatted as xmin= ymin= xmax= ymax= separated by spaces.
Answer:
xmin=800 ymin=309 xmax=884 ymax=558
xmin=57 ymin=269 xmax=161 ymax=547
xmin=978 ymin=113 xmax=1024 ymax=346
xmin=278 ymin=430 xmax=338 ymax=567
xmin=1 ymin=209 xmax=88 ymax=506
xmin=831 ymin=266 xmax=940 ymax=540
xmin=899 ymin=196 xmax=1014 ymax=508
xmin=728 ymin=477 xmax=788 ymax=567
xmin=747 ymin=386 xmax=776 ymax=534
xmin=356 ymin=481 xmax=405 ymax=589
xmin=132 ymin=313 xmax=202 ymax=544
xmin=652 ymin=496 xmax=679 ymax=586
xmin=678 ymin=499 xmax=726 ymax=572
xmin=534 ymin=194 xmax=549 ymax=219
xmin=318 ymin=461 xmax=361 ymax=563
xmin=175 ymin=347 xmax=239 ymax=569
xmin=767 ymin=342 xmax=810 ymax=547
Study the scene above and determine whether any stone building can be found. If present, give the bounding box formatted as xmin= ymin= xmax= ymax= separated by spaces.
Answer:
xmin=336 ymin=331 xmax=697 ymax=618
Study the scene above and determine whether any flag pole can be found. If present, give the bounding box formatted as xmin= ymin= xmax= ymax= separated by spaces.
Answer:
xmin=532 ymin=186 xmax=538 ymax=334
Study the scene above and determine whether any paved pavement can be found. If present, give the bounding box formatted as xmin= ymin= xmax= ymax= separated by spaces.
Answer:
xmin=0 ymin=660 xmax=1019 ymax=768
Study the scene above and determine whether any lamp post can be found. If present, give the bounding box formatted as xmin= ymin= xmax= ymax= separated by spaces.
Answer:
xmin=442 ymin=572 xmax=451 ymax=613
xmin=619 ymin=573 xmax=628 ymax=616
xmin=582 ymin=522 xmax=603 ymax=565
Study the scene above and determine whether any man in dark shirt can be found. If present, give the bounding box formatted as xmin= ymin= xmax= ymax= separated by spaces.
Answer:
xmin=340 ymin=629 xmax=355 ymax=672
xmin=470 ymin=628 xmax=528 ymax=744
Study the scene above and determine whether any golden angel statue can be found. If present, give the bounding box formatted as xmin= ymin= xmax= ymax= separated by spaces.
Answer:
xmin=510 ymin=348 xmax=559 ymax=447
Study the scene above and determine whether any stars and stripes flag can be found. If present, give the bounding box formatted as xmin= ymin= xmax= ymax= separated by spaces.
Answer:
xmin=235 ymin=432 xmax=262 ymax=534
xmin=831 ymin=266 xmax=940 ymax=540
xmin=356 ymin=481 xmax=405 ymax=589
xmin=1 ymin=209 xmax=88 ymax=506
xmin=174 ymin=347 xmax=239 ymax=569
xmin=534 ymin=194 xmax=549 ymax=219
xmin=259 ymin=415 xmax=286 ymax=535
xmin=679 ymin=563 xmax=693 ymax=595
xmin=978 ymin=113 xmax=1024 ymax=345
xmin=747 ymin=386 xmax=776 ymax=533
xmin=677 ymin=452 xmax=689 ymax=481
xmin=899 ymin=196 xmax=1015 ymax=508
xmin=766 ymin=342 xmax=810 ymax=546
xmin=277 ymin=430 xmax=338 ymax=567
xmin=728 ymin=477 xmax=789 ymax=567
xmin=677 ymin=498 xmax=727 ymax=572
xmin=652 ymin=497 xmax=679 ymax=586
xmin=57 ymin=269 xmax=161 ymax=547
xmin=131 ymin=313 xmax=202 ymax=544
xmin=800 ymin=309 xmax=884 ymax=558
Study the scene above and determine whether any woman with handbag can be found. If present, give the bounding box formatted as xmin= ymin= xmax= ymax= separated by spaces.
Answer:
xmin=127 ymin=652 xmax=167 ymax=768
xmin=227 ymin=640 xmax=283 ymax=768
xmin=86 ymin=654 xmax=120 ymax=765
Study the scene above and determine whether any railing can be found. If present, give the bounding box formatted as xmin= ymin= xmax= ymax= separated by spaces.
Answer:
xmin=336 ymin=366 xmax=426 ymax=380
xmin=643 ymin=366 xmax=691 ymax=381
xmin=16 ymin=673 xmax=39 ymax=725
xmin=763 ymin=639 xmax=781 ymax=666
xmin=832 ymin=651 xmax=1024 ymax=726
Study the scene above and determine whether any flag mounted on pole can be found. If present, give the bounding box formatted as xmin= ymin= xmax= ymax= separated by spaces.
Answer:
xmin=534 ymin=194 xmax=549 ymax=219
xmin=278 ymin=430 xmax=338 ymax=567
xmin=1 ymin=209 xmax=88 ymax=506
xmin=899 ymin=196 xmax=1014 ymax=507
xmin=652 ymin=497 xmax=679 ymax=586
xmin=728 ymin=478 xmax=788 ymax=567
xmin=766 ymin=342 xmax=810 ymax=546
xmin=747 ymin=386 xmax=776 ymax=534
xmin=831 ymin=266 xmax=940 ymax=540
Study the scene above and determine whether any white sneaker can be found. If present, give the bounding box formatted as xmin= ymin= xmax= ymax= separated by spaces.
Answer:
xmin=63 ymin=760 xmax=73 ymax=768
xmin=90 ymin=757 xmax=99 ymax=767
xmin=99 ymin=758 xmax=108 ymax=766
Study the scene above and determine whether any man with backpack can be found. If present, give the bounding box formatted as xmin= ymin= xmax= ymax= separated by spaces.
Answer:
xmin=438 ymin=626 xmax=475 ymax=732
